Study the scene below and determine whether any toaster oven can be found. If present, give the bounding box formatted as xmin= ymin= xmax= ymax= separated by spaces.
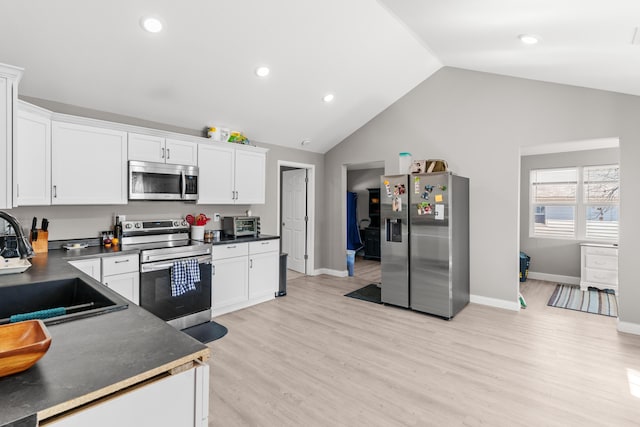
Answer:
xmin=223 ymin=216 xmax=260 ymax=237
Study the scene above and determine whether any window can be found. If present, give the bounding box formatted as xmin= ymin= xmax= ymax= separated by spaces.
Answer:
xmin=530 ymin=165 xmax=619 ymax=241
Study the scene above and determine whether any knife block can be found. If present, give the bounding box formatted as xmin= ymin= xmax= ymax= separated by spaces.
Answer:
xmin=30 ymin=230 xmax=48 ymax=254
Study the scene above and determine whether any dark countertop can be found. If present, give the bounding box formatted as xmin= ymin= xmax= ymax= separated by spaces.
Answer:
xmin=211 ymin=234 xmax=279 ymax=246
xmin=0 ymin=249 xmax=209 ymax=427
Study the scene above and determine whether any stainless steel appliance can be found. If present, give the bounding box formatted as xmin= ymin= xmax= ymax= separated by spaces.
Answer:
xmin=223 ymin=216 xmax=260 ymax=237
xmin=128 ymin=161 xmax=198 ymax=201
xmin=122 ymin=219 xmax=212 ymax=329
xmin=380 ymin=172 xmax=469 ymax=319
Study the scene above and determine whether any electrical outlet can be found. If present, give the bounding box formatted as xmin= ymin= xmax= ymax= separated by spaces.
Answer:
xmin=214 ymin=213 xmax=221 ymax=222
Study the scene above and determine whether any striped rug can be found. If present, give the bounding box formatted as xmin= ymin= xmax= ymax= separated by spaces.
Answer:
xmin=547 ymin=284 xmax=618 ymax=317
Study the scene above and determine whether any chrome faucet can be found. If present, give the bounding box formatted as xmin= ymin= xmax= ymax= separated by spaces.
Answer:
xmin=0 ymin=211 xmax=35 ymax=259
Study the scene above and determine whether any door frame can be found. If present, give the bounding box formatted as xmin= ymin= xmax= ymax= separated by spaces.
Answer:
xmin=277 ymin=160 xmax=315 ymax=275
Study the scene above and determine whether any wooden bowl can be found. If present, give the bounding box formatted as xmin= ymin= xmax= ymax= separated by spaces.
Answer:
xmin=0 ymin=319 xmax=52 ymax=377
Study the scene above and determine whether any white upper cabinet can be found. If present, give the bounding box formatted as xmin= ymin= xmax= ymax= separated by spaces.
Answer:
xmin=51 ymin=121 xmax=127 ymax=205
xmin=14 ymin=105 xmax=51 ymax=206
xmin=198 ymin=143 xmax=266 ymax=205
xmin=234 ymin=149 xmax=266 ymax=204
xmin=198 ymin=144 xmax=235 ymax=204
xmin=0 ymin=63 xmax=23 ymax=209
xmin=128 ymin=132 xmax=197 ymax=166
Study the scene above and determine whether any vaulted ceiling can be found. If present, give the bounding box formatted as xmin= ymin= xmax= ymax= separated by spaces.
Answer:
xmin=1 ymin=1 xmax=638 ymax=153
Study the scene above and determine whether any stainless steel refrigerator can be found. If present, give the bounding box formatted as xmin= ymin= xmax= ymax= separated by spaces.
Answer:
xmin=380 ymin=172 xmax=469 ymax=319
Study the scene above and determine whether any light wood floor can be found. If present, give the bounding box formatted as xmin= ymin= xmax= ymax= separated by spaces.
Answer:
xmin=207 ymin=261 xmax=640 ymax=426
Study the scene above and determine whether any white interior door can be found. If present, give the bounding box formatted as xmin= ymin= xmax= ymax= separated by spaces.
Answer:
xmin=282 ymin=169 xmax=307 ymax=274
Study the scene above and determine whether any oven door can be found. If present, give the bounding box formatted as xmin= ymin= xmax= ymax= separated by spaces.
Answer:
xmin=129 ymin=161 xmax=198 ymax=201
xmin=140 ymin=254 xmax=212 ymax=328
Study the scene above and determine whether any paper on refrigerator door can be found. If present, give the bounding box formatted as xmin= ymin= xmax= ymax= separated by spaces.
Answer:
xmin=435 ymin=204 xmax=444 ymax=220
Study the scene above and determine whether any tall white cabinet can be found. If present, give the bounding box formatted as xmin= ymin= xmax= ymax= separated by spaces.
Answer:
xmin=51 ymin=121 xmax=128 ymax=205
xmin=14 ymin=103 xmax=51 ymax=206
xmin=198 ymin=143 xmax=266 ymax=205
xmin=0 ymin=63 xmax=23 ymax=209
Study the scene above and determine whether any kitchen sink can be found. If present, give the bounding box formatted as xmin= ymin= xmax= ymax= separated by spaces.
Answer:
xmin=0 ymin=277 xmax=128 ymax=325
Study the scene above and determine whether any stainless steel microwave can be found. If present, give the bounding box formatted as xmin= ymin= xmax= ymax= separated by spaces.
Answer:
xmin=129 ymin=161 xmax=199 ymax=201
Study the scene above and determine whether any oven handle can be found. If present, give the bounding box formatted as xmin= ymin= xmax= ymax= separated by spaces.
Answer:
xmin=141 ymin=255 xmax=212 ymax=273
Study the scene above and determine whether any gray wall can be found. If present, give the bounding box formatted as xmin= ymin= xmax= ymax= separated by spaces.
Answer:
xmin=347 ymin=168 xmax=384 ymax=228
xmin=323 ymin=67 xmax=640 ymax=327
xmin=519 ymin=148 xmax=620 ymax=278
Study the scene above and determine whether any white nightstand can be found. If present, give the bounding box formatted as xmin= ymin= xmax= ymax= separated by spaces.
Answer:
xmin=580 ymin=243 xmax=618 ymax=294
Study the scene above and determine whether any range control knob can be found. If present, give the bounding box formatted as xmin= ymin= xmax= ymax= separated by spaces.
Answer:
xmin=173 ymin=221 xmax=180 ymax=227
xmin=134 ymin=222 xmax=141 ymax=229
xmin=181 ymin=220 xmax=187 ymax=226
xmin=125 ymin=223 xmax=132 ymax=229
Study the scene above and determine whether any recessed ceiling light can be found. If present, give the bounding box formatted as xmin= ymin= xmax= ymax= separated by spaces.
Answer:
xmin=141 ymin=17 xmax=163 ymax=33
xmin=255 ymin=66 xmax=270 ymax=77
xmin=518 ymin=34 xmax=539 ymax=45
xmin=322 ymin=93 xmax=335 ymax=103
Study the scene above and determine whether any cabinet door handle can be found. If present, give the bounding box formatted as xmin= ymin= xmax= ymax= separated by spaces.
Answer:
xmin=250 ymin=259 xmax=253 ymax=268
xmin=212 ymin=265 xmax=216 ymax=276
xmin=166 ymin=148 xmax=170 ymax=159
xmin=16 ymin=184 xmax=19 ymax=198
xmin=114 ymin=259 xmax=130 ymax=264
xmin=53 ymin=185 xmax=57 ymax=198
xmin=226 ymin=245 xmax=236 ymax=249
xmin=262 ymin=242 xmax=269 ymax=245
xmin=161 ymin=147 xmax=165 ymax=159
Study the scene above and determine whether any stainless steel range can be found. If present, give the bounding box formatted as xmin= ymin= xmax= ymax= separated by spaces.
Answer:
xmin=122 ymin=219 xmax=212 ymax=330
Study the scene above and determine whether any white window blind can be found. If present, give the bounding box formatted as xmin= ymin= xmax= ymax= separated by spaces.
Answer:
xmin=530 ymin=165 xmax=619 ymax=242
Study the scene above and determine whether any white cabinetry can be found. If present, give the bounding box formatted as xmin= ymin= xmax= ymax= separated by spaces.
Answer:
xmin=580 ymin=243 xmax=618 ymax=294
xmin=102 ymin=254 xmax=140 ymax=305
xmin=198 ymin=144 xmax=266 ymax=205
xmin=14 ymin=104 xmax=51 ymax=206
xmin=68 ymin=258 xmax=101 ymax=282
xmin=0 ymin=63 xmax=22 ymax=209
xmin=44 ymin=362 xmax=209 ymax=427
xmin=52 ymin=121 xmax=127 ymax=205
xmin=248 ymin=240 xmax=280 ymax=300
xmin=212 ymin=239 xmax=279 ymax=316
xmin=128 ymin=132 xmax=197 ymax=166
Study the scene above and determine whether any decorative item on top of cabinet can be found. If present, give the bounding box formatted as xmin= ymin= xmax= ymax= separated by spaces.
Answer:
xmin=580 ymin=243 xmax=618 ymax=294
xmin=128 ymin=133 xmax=197 ymax=166
xmin=0 ymin=63 xmax=23 ymax=209
xmin=197 ymin=143 xmax=267 ymax=205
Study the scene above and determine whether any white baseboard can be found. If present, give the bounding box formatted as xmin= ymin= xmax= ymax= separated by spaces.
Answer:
xmin=528 ymin=272 xmax=580 ymax=285
xmin=617 ymin=320 xmax=640 ymax=336
xmin=313 ymin=268 xmax=348 ymax=277
xmin=470 ymin=294 xmax=520 ymax=311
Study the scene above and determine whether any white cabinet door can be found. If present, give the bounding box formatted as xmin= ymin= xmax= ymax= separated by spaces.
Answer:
xmin=165 ymin=138 xmax=197 ymax=166
xmin=45 ymin=365 xmax=207 ymax=427
xmin=0 ymin=77 xmax=8 ymax=209
xmin=198 ymin=143 xmax=235 ymax=204
xmin=68 ymin=258 xmax=101 ymax=281
xmin=128 ymin=132 xmax=165 ymax=163
xmin=103 ymin=272 xmax=140 ymax=305
xmin=212 ymin=255 xmax=249 ymax=312
xmin=249 ymin=251 xmax=279 ymax=300
xmin=51 ymin=121 xmax=127 ymax=205
xmin=14 ymin=108 xmax=51 ymax=206
xmin=235 ymin=149 xmax=265 ymax=204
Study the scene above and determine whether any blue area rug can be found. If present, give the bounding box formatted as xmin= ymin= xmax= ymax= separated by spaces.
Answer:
xmin=547 ymin=284 xmax=618 ymax=317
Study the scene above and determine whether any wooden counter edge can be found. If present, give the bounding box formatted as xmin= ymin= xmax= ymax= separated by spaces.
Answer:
xmin=37 ymin=347 xmax=210 ymax=423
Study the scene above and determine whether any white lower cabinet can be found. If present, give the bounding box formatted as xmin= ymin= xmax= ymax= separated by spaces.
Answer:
xmin=102 ymin=254 xmax=140 ymax=305
xmin=580 ymin=243 xmax=618 ymax=293
xmin=42 ymin=362 xmax=209 ymax=427
xmin=68 ymin=254 xmax=140 ymax=305
xmin=68 ymin=258 xmax=101 ymax=282
xmin=212 ymin=239 xmax=279 ymax=316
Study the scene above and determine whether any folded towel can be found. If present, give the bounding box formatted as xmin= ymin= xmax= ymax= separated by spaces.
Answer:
xmin=171 ymin=259 xmax=201 ymax=297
